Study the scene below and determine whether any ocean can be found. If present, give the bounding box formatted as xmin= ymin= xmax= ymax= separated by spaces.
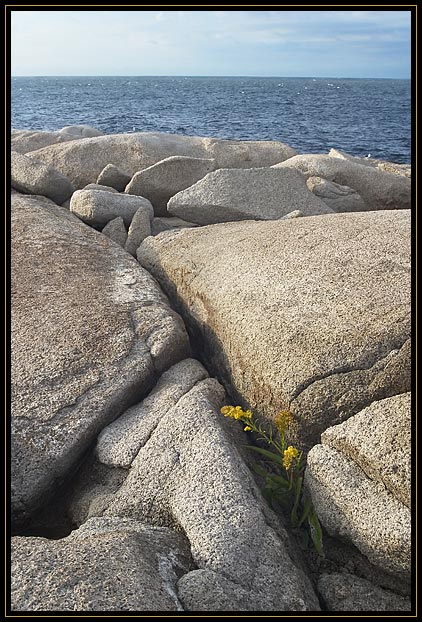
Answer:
xmin=11 ymin=76 xmax=411 ymax=164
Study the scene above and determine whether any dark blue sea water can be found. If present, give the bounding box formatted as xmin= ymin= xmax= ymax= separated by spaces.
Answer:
xmin=11 ymin=76 xmax=411 ymax=163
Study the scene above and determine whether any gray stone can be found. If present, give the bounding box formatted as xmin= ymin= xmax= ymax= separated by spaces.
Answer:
xmin=101 ymin=217 xmax=127 ymax=247
xmin=61 ymin=198 xmax=71 ymax=209
xmin=83 ymin=183 xmax=118 ymax=193
xmin=29 ymin=132 xmax=298 ymax=189
xmin=97 ymin=163 xmax=131 ymax=192
xmin=281 ymin=209 xmax=303 ymax=219
xmin=318 ymin=572 xmax=411 ymax=612
xmin=329 ymin=148 xmax=412 ymax=178
xmin=58 ymin=124 xmax=104 ymax=138
xmin=306 ymin=176 xmax=367 ymax=212
xmin=126 ymin=156 xmax=216 ymax=216
xmin=322 ymin=393 xmax=410 ymax=508
xmin=277 ymin=154 xmax=411 ymax=211
xmin=305 ymin=444 xmax=410 ymax=579
xmin=103 ymin=378 xmax=319 ymax=611
xmin=97 ymin=358 xmax=208 ymax=468
xmin=11 ymin=194 xmax=190 ymax=525
xmin=11 ymin=129 xmax=79 ymax=154
xmin=168 ymin=167 xmax=333 ymax=225
xmin=137 ymin=210 xmax=411 ymax=449
xmin=177 ymin=570 xmax=252 ymax=611
xmin=11 ymin=151 xmax=74 ymax=204
xmin=11 ymin=517 xmax=191 ymax=611
xmin=124 ymin=207 xmax=152 ymax=257
xmin=67 ymin=455 xmax=129 ymax=526
xmin=70 ymin=189 xmax=153 ymax=227
xmin=151 ymin=216 xmax=199 ymax=235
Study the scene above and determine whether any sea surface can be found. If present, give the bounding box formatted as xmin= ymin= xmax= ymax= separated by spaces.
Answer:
xmin=11 ymin=76 xmax=411 ymax=163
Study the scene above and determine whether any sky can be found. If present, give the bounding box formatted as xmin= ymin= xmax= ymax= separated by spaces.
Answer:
xmin=11 ymin=9 xmax=412 ymax=78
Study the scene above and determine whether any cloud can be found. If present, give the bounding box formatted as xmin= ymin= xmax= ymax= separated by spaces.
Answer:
xmin=10 ymin=9 xmax=411 ymax=78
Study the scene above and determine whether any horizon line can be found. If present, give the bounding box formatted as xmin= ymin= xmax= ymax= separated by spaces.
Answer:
xmin=11 ymin=74 xmax=410 ymax=80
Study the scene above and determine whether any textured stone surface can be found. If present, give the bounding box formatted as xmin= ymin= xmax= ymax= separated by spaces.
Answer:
xmin=124 ymin=206 xmax=152 ymax=257
xmin=11 ymin=517 xmax=191 ymax=611
xmin=277 ymin=154 xmax=411 ymax=211
xmin=101 ymin=378 xmax=319 ymax=611
xmin=58 ymin=124 xmax=104 ymax=138
xmin=138 ymin=210 xmax=411 ymax=448
xmin=11 ymin=129 xmax=78 ymax=153
xmin=318 ymin=573 xmax=411 ymax=612
xmin=11 ymin=151 xmax=74 ymax=204
xmin=11 ymin=194 xmax=190 ymax=525
xmin=305 ymin=444 xmax=410 ymax=578
xmin=70 ymin=189 xmax=153 ymax=227
xmin=168 ymin=167 xmax=333 ymax=225
xmin=151 ymin=216 xmax=199 ymax=235
xmin=30 ymin=132 xmax=298 ymax=188
xmin=322 ymin=393 xmax=411 ymax=508
xmin=307 ymin=176 xmax=367 ymax=212
xmin=97 ymin=358 xmax=208 ymax=467
xmin=97 ymin=163 xmax=131 ymax=192
xmin=329 ymin=148 xmax=412 ymax=178
xmin=126 ymin=156 xmax=216 ymax=216
xmin=67 ymin=455 xmax=129 ymax=526
xmin=82 ymin=183 xmax=118 ymax=193
xmin=101 ymin=217 xmax=127 ymax=247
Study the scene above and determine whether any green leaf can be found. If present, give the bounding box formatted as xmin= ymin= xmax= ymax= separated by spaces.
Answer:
xmin=298 ymin=496 xmax=312 ymax=527
xmin=308 ymin=508 xmax=324 ymax=557
xmin=251 ymin=463 xmax=270 ymax=478
xmin=247 ymin=445 xmax=284 ymax=466
xmin=290 ymin=475 xmax=303 ymax=528
xmin=265 ymin=473 xmax=290 ymax=488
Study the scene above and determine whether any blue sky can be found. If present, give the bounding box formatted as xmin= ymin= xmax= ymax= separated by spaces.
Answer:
xmin=11 ymin=10 xmax=411 ymax=78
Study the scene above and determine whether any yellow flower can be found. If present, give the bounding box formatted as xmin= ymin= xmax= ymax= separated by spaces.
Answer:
xmin=221 ymin=405 xmax=252 ymax=421
xmin=275 ymin=409 xmax=293 ymax=434
xmin=283 ymin=446 xmax=299 ymax=470
xmin=244 ymin=426 xmax=252 ymax=432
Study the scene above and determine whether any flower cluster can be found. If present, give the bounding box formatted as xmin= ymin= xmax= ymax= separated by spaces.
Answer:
xmin=275 ymin=409 xmax=293 ymax=434
xmin=221 ymin=405 xmax=253 ymax=431
xmin=220 ymin=403 xmax=323 ymax=556
xmin=282 ymin=446 xmax=300 ymax=470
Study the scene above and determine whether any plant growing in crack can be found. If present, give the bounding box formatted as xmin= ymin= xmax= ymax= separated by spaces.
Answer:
xmin=221 ymin=405 xmax=323 ymax=556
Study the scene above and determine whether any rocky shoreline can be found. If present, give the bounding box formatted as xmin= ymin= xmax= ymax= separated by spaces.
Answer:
xmin=10 ymin=125 xmax=411 ymax=612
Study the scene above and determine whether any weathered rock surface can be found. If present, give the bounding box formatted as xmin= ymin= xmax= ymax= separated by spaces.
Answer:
xmin=58 ymin=124 xmax=104 ymax=138
xmin=83 ymin=183 xmax=118 ymax=193
xmin=98 ymin=378 xmax=319 ymax=611
xmin=306 ymin=176 xmax=367 ymax=212
xmin=124 ymin=207 xmax=152 ymax=256
xmin=329 ymin=148 xmax=412 ymax=178
xmin=151 ymin=216 xmax=199 ymax=235
xmin=321 ymin=393 xmax=410 ymax=508
xmin=11 ymin=151 xmax=74 ymax=204
xmin=29 ymin=132 xmax=298 ymax=189
xmin=101 ymin=217 xmax=127 ymax=247
xmin=11 ymin=129 xmax=74 ymax=154
xmin=97 ymin=358 xmax=208 ymax=468
xmin=318 ymin=573 xmax=411 ymax=612
xmin=11 ymin=126 xmax=103 ymax=154
xmin=70 ymin=189 xmax=153 ymax=227
xmin=305 ymin=444 xmax=410 ymax=579
xmin=97 ymin=163 xmax=131 ymax=192
xmin=277 ymin=154 xmax=411 ymax=211
xmin=168 ymin=167 xmax=333 ymax=225
xmin=126 ymin=156 xmax=216 ymax=216
xmin=138 ymin=210 xmax=411 ymax=448
xmin=11 ymin=194 xmax=190 ymax=525
xmin=11 ymin=517 xmax=191 ymax=611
